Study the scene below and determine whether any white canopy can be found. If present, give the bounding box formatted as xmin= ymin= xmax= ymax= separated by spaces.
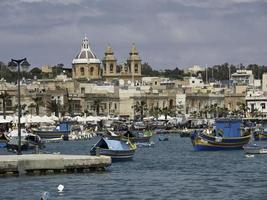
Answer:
xmin=0 ymin=116 xmax=11 ymax=123
xmin=158 ymin=115 xmax=173 ymax=120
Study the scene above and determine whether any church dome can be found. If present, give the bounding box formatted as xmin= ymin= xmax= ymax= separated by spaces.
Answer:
xmin=72 ymin=36 xmax=100 ymax=64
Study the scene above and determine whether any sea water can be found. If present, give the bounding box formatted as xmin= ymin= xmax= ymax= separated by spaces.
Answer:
xmin=0 ymin=134 xmax=267 ymax=200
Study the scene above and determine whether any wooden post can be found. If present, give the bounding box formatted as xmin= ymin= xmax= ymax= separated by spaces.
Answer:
xmin=96 ymin=147 xmax=100 ymax=156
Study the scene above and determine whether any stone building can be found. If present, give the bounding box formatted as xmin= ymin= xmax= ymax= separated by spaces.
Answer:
xmin=72 ymin=36 xmax=101 ymax=80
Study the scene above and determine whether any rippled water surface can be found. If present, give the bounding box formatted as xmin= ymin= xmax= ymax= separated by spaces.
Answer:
xmin=0 ymin=134 xmax=267 ymax=200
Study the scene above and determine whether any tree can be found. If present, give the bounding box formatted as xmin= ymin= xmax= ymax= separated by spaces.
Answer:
xmin=0 ymin=91 xmax=11 ymax=119
xmin=161 ymin=106 xmax=176 ymax=120
xmin=133 ymin=101 xmax=147 ymax=121
xmin=92 ymin=99 xmax=102 ymax=116
xmin=28 ymin=103 xmax=36 ymax=116
xmin=237 ymin=102 xmax=249 ymax=118
xmin=30 ymin=67 xmax=42 ymax=79
xmin=149 ymin=107 xmax=161 ymax=120
xmin=46 ymin=100 xmax=60 ymax=117
xmin=32 ymin=96 xmax=43 ymax=116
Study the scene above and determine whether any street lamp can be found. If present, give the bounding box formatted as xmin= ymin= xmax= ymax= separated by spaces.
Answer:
xmin=8 ymin=58 xmax=30 ymax=155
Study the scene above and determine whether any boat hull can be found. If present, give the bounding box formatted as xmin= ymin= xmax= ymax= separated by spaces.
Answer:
xmin=254 ymin=132 xmax=267 ymax=141
xmin=33 ymin=130 xmax=70 ymax=140
xmin=97 ymin=149 xmax=135 ymax=161
xmin=0 ymin=141 xmax=7 ymax=148
xmin=191 ymin=132 xmax=251 ymax=151
xmin=243 ymin=144 xmax=267 ymax=154
xmin=90 ymin=138 xmax=136 ymax=161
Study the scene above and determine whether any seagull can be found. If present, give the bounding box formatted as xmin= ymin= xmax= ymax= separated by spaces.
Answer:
xmin=57 ymin=184 xmax=64 ymax=192
xmin=40 ymin=191 xmax=49 ymax=200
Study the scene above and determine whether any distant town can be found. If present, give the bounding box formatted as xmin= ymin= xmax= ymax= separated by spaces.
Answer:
xmin=0 ymin=36 xmax=267 ymax=120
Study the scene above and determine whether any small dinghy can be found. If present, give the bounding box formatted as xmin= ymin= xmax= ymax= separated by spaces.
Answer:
xmin=90 ymin=137 xmax=137 ymax=161
xmin=243 ymin=143 xmax=267 ymax=154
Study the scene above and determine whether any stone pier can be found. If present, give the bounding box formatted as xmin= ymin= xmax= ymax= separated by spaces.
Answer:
xmin=0 ymin=154 xmax=111 ymax=176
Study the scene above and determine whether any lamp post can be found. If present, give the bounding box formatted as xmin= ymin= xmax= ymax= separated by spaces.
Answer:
xmin=8 ymin=58 xmax=30 ymax=155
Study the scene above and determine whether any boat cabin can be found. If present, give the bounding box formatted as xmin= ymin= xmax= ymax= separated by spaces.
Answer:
xmin=215 ymin=119 xmax=242 ymax=137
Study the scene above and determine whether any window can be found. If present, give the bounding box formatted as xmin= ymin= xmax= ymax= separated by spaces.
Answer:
xmin=134 ymin=64 xmax=138 ymax=73
xmin=261 ymin=103 xmax=266 ymax=109
xmin=90 ymin=67 xmax=94 ymax=76
xmin=110 ymin=64 xmax=113 ymax=73
xmin=250 ymin=103 xmax=255 ymax=112
xmin=80 ymin=67 xmax=85 ymax=76
xmin=114 ymin=103 xmax=117 ymax=110
xmin=81 ymin=87 xmax=85 ymax=94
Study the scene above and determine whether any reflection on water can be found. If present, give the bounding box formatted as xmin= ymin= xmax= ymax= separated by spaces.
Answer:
xmin=0 ymin=135 xmax=267 ymax=200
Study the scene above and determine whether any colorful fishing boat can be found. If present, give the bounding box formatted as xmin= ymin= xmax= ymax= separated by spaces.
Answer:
xmin=191 ymin=119 xmax=251 ymax=151
xmin=90 ymin=137 xmax=137 ymax=161
xmin=253 ymin=121 xmax=267 ymax=141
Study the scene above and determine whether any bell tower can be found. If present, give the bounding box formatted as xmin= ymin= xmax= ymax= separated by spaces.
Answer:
xmin=102 ymin=44 xmax=117 ymax=81
xmin=127 ymin=43 xmax=142 ymax=81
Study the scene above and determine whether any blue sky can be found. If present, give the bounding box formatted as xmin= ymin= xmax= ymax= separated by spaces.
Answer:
xmin=0 ymin=0 xmax=267 ymax=69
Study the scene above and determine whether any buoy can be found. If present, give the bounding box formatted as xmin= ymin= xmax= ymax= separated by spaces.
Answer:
xmin=57 ymin=184 xmax=64 ymax=192
xmin=40 ymin=191 xmax=49 ymax=200
xmin=245 ymin=154 xmax=254 ymax=158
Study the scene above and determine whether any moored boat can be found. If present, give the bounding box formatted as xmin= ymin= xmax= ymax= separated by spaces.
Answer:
xmin=90 ymin=137 xmax=137 ymax=161
xmin=0 ymin=132 xmax=10 ymax=148
xmin=6 ymin=137 xmax=29 ymax=152
xmin=243 ymin=143 xmax=267 ymax=154
xmin=191 ymin=119 xmax=251 ymax=151
xmin=106 ymin=130 xmax=152 ymax=143
xmin=32 ymin=122 xmax=71 ymax=140
xmin=250 ymin=119 xmax=267 ymax=141
xmin=254 ymin=131 xmax=267 ymax=141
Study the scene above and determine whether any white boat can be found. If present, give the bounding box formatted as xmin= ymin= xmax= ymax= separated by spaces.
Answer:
xmin=243 ymin=143 xmax=267 ymax=154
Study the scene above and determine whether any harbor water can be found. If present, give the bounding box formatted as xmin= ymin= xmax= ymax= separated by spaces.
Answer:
xmin=0 ymin=134 xmax=267 ymax=200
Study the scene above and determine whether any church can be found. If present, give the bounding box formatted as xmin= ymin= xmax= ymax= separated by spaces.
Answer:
xmin=72 ymin=36 xmax=142 ymax=83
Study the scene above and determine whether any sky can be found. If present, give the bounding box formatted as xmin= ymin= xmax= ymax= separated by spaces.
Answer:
xmin=0 ymin=0 xmax=267 ymax=69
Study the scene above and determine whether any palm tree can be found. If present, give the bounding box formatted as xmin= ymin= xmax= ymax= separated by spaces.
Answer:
xmin=32 ymin=96 xmax=43 ymax=115
xmin=0 ymin=91 xmax=11 ymax=119
xmin=251 ymin=108 xmax=262 ymax=118
xmin=133 ymin=101 xmax=147 ymax=121
xmin=237 ymin=102 xmax=249 ymax=118
xmin=92 ymin=98 xmax=102 ymax=116
xmin=217 ymin=106 xmax=229 ymax=118
xmin=161 ymin=106 xmax=176 ymax=120
xmin=149 ymin=106 xmax=161 ymax=120
xmin=46 ymin=100 xmax=60 ymax=117
xmin=28 ymin=103 xmax=36 ymax=116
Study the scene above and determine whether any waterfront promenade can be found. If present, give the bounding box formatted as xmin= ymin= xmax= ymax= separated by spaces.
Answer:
xmin=0 ymin=154 xmax=111 ymax=176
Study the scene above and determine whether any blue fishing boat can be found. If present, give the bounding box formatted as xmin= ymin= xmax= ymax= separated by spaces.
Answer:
xmin=191 ymin=119 xmax=251 ymax=151
xmin=90 ymin=138 xmax=137 ymax=161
